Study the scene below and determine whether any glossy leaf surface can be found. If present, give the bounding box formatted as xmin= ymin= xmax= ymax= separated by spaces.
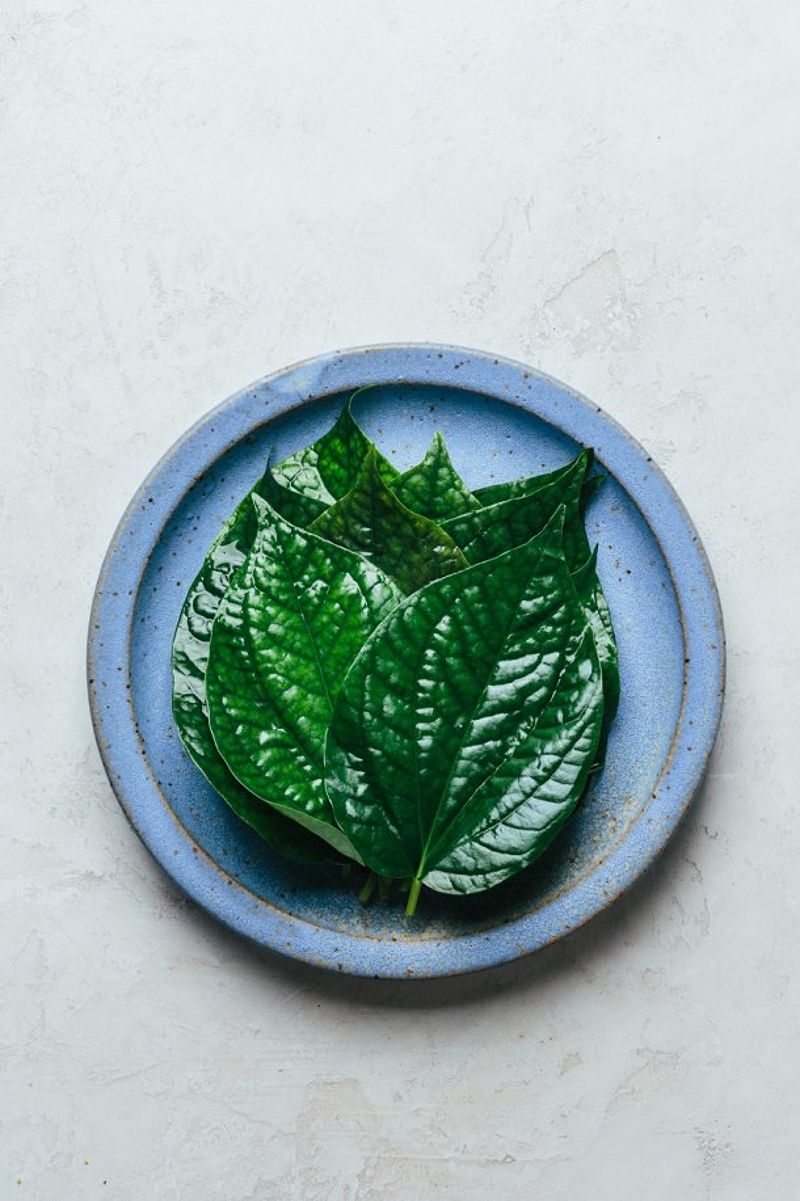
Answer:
xmin=473 ymin=454 xmax=604 ymax=518
xmin=206 ymin=496 xmax=403 ymax=857
xmin=325 ymin=514 xmax=604 ymax=899
xmin=171 ymin=480 xmax=329 ymax=862
xmin=574 ymin=473 xmax=620 ymax=724
xmin=473 ymin=456 xmax=579 ymax=506
xmin=271 ymin=396 xmax=397 ymax=505
xmin=259 ymin=463 xmax=328 ymax=528
xmin=392 ymin=432 xmax=480 ymax=521
xmin=310 ymin=448 xmax=468 ymax=594
xmin=572 ymin=548 xmax=620 ymax=729
xmin=441 ymin=450 xmax=592 ymax=568
xmin=443 ymin=451 xmax=619 ymax=722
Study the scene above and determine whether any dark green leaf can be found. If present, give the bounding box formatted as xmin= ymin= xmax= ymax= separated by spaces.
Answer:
xmin=325 ymin=512 xmax=605 ymax=903
xmin=271 ymin=394 xmax=397 ymax=504
xmin=206 ymin=495 xmax=403 ymax=858
xmin=443 ymin=450 xmax=619 ymax=725
xmin=259 ymin=462 xmax=328 ymax=528
xmin=472 ymin=456 xmax=580 ymax=506
xmin=573 ymin=548 xmax=620 ymax=734
xmin=171 ymin=481 xmax=330 ymax=862
xmin=580 ymin=472 xmax=605 ymax=509
xmin=474 ymin=453 xmax=604 ymax=516
xmin=310 ymin=448 xmax=468 ymax=595
xmin=574 ymin=472 xmax=620 ymax=729
xmin=441 ymin=450 xmax=593 ymax=568
xmin=392 ymin=432 xmax=480 ymax=521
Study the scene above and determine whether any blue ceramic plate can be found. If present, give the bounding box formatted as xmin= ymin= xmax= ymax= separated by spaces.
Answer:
xmin=88 ymin=345 xmax=724 ymax=978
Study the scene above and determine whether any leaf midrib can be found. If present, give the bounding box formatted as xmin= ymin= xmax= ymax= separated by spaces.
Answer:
xmin=414 ymin=545 xmax=556 ymax=879
xmin=429 ymin=629 xmax=599 ymax=871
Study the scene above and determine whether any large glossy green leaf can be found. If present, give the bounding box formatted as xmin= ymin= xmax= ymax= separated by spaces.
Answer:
xmin=170 ymin=410 xmax=354 ymax=860
xmin=270 ymin=395 xmax=397 ymax=505
xmin=442 ymin=450 xmax=619 ymax=724
xmin=472 ymin=456 xmax=578 ymax=506
xmin=473 ymin=453 xmax=604 ymax=520
xmin=309 ymin=448 xmax=468 ymax=595
xmin=392 ymin=432 xmax=480 ymax=521
xmin=206 ymin=495 xmax=403 ymax=858
xmin=441 ymin=450 xmax=593 ymax=568
xmin=325 ymin=512 xmax=605 ymax=909
xmin=171 ymin=480 xmax=330 ymax=862
xmin=573 ymin=548 xmax=620 ymax=730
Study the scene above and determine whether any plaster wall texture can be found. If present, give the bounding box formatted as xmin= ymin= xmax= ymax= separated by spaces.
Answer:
xmin=2 ymin=2 xmax=798 ymax=1198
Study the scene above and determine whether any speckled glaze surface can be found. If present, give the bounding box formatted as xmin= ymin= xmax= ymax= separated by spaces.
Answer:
xmin=87 ymin=344 xmax=725 ymax=978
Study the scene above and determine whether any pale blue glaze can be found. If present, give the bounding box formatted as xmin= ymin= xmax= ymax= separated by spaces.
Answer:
xmin=87 ymin=345 xmax=725 ymax=978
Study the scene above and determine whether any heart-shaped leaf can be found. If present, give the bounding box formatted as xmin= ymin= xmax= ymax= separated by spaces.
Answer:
xmin=171 ymin=480 xmax=331 ymax=862
xmin=310 ymin=447 xmax=468 ymax=595
xmin=392 ymin=432 xmax=480 ymax=521
xmin=442 ymin=451 xmax=618 ymax=726
xmin=325 ymin=512 xmax=604 ymax=910
xmin=206 ymin=495 xmax=403 ymax=857
xmin=441 ymin=450 xmax=592 ymax=566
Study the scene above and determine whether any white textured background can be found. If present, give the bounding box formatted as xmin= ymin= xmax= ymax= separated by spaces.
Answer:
xmin=2 ymin=2 xmax=798 ymax=1198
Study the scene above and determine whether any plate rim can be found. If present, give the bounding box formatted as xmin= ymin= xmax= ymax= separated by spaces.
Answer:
xmin=87 ymin=342 xmax=725 ymax=978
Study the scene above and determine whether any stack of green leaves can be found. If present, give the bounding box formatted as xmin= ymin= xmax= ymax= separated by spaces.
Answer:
xmin=172 ymin=396 xmax=619 ymax=916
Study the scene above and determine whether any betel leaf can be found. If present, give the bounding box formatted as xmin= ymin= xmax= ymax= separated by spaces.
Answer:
xmin=309 ymin=447 xmax=468 ymax=595
xmin=472 ymin=456 xmax=577 ymax=506
xmin=443 ymin=451 xmax=619 ymax=724
xmin=575 ymin=476 xmax=619 ymax=727
xmin=473 ymin=453 xmax=605 ymax=516
xmin=572 ymin=548 xmax=620 ymax=727
xmin=271 ymin=393 xmax=397 ymax=505
xmin=392 ymin=432 xmax=480 ymax=521
xmin=171 ymin=479 xmax=330 ymax=862
xmin=325 ymin=511 xmax=605 ymax=912
xmin=581 ymin=472 xmax=605 ymax=508
xmin=259 ymin=462 xmax=328 ymax=528
xmin=441 ymin=450 xmax=593 ymax=568
xmin=206 ymin=494 xmax=403 ymax=858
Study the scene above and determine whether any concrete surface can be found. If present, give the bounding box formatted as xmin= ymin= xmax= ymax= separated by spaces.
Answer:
xmin=2 ymin=2 xmax=798 ymax=1198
